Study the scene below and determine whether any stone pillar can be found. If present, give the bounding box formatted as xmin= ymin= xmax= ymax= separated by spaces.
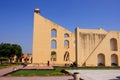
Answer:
xmin=74 ymin=72 xmax=80 ymax=80
xmin=75 ymin=27 xmax=80 ymax=67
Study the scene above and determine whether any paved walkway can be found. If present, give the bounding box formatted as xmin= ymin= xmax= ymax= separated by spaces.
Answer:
xmin=1 ymin=66 xmax=120 ymax=80
xmin=67 ymin=70 xmax=120 ymax=80
xmin=0 ymin=65 xmax=23 ymax=76
xmin=0 ymin=65 xmax=73 ymax=80
xmin=0 ymin=76 xmax=73 ymax=80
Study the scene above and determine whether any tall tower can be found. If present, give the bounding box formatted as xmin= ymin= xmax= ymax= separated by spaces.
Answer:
xmin=32 ymin=8 xmax=51 ymax=66
xmin=32 ymin=8 xmax=75 ymax=66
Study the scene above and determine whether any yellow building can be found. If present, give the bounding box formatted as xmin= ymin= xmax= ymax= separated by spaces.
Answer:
xmin=32 ymin=8 xmax=120 ymax=67
xmin=21 ymin=54 xmax=32 ymax=63
xmin=10 ymin=54 xmax=32 ymax=63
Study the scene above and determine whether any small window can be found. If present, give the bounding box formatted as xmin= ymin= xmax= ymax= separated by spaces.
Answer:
xmin=27 ymin=59 xmax=29 ymax=61
xmin=64 ymin=33 xmax=69 ymax=38
xmin=51 ymin=40 xmax=56 ymax=49
xmin=110 ymin=38 xmax=117 ymax=51
xmin=51 ymin=29 xmax=57 ymax=37
xmin=24 ymin=58 xmax=27 ymax=62
xmin=64 ymin=40 xmax=69 ymax=49
xmin=51 ymin=51 xmax=57 ymax=61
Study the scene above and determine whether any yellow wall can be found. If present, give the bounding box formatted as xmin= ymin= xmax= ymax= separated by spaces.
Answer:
xmin=76 ymin=27 xmax=120 ymax=67
xmin=32 ymin=9 xmax=75 ymax=66
xmin=32 ymin=8 xmax=120 ymax=67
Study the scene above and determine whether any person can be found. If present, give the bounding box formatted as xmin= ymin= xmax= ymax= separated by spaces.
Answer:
xmin=47 ymin=61 xmax=50 ymax=66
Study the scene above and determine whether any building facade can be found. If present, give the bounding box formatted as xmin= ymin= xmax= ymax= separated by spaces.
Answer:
xmin=11 ymin=54 xmax=32 ymax=63
xmin=32 ymin=8 xmax=120 ymax=67
xmin=21 ymin=54 xmax=32 ymax=63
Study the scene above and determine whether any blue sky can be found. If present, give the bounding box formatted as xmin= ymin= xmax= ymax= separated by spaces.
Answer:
xmin=0 ymin=0 xmax=120 ymax=53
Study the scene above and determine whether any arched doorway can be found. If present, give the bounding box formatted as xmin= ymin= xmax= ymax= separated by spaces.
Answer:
xmin=51 ymin=51 xmax=57 ymax=61
xmin=111 ymin=54 xmax=118 ymax=66
xmin=98 ymin=53 xmax=105 ymax=66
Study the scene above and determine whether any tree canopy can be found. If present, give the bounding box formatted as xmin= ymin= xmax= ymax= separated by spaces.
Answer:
xmin=0 ymin=43 xmax=22 ymax=63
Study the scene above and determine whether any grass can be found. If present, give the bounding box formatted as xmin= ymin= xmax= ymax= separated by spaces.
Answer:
xmin=7 ymin=68 xmax=70 ymax=76
xmin=6 ymin=67 xmax=120 ymax=76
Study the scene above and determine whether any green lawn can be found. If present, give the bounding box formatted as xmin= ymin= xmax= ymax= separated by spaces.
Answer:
xmin=7 ymin=67 xmax=120 ymax=76
xmin=7 ymin=68 xmax=70 ymax=76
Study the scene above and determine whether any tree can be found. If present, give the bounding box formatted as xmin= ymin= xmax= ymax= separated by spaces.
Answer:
xmin=0 ymin=43 xmax=13 ymax=63
xmin=12 ymin=44 xmax=22 ymax=62
xmin=0 ymin=43 xmax=22 ymax=63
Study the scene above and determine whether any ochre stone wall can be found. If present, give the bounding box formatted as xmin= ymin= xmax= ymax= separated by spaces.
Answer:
xmin=32 ymin=8 xmax=120 ymax=67
xmin=32 ymin=10 xmax=75 ymax=66
xmin=76 ymin=28 xmax=120 ymax=67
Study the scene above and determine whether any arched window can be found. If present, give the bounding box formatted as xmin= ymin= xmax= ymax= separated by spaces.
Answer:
xmin=51 ymin=51 xmax=56 ymax=61
xmin=111 ymin=54 xmax=118 ymax=66
xmin=98 ymin=53 xmax=105 ymax=66
xmin=64 ymin=33 xmax=69 ymax=38
xmin=64 ymin=51 xmax=69 ymax=61
xmin=110 ymin=38 xmax=118 ymax=51
xmin=51 ymin=29 xmax=57 ymax=37
xmin=51 ymin=40 xmax=56 ymax=49
xmin=64 ymin=40 xmax=69 ymax=49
